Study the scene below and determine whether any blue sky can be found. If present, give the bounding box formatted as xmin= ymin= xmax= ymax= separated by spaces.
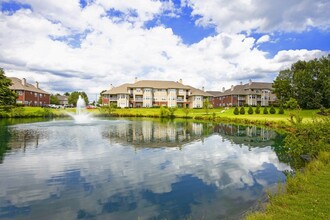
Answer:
xmin=0 ymin=0 xmax=329 ymax=100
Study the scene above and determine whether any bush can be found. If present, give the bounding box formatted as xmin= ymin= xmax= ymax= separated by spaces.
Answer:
xmin=263 ymin=107 xmax=268 ymax=114
xmin=270 ymin=106 xmax=276 ymax=114
xmin=233 ymin=107 xmax=239 ymax=115
xmin=239 ymin=107 xmax=245 ymax=114
xmin=255 ymin=105 xmax=260 ymax=114
xmin=248 ymin=106 xmax=253 ymax=114
xmin=278 ymin=105 xmax=284 ymax=114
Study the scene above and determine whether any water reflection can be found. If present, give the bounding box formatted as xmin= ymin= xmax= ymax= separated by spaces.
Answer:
xmin=0 ymin=118 xmax=291 ymax=219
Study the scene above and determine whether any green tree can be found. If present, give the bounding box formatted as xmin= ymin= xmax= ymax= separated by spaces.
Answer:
xmin=64 ymin=92 xmax=70 ymax=96
xmin=0 ymin=68 xmax=17 ymax=106
xmin=278 ymin=105 xmax=284 ymax=114
xmin=50 ymin=94 xmax=60 ymax=105
xmin=168 ymin=107 xmax=177 ymax=118
xmin=203 ymin=98 xmax=212 ymax=115
xmin=263 ymin=107 xmax=268 ymax=114
xmin=273 ymin=69 xmax=294 ymax=106
xmin=233 ymin=106 xmax=239 ymax=115
xmin=182 ymin=107 xmax=191 ymax=118
xmin=248 ymin=106 xmax=253 ymax=114
xmin=269 ymin=106 xmax=276 ymax=114
xmin=285 ymin=98 xmax=299 ymax=110
xmin=273 ymin=55 xmax=330 ymax=109
xmin=68 ymin=91 xmax=89 ymax=106
xmin=255 ymin=105 xmax=260 ymax=114
xmin=239 ymin=106 xmax=245 ymax=114
xmin=98 ymin=90 xmax=106 ymax=105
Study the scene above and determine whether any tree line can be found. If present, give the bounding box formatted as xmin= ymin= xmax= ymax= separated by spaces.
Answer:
xmin=273 ymin=54 xmax=330 ymax=109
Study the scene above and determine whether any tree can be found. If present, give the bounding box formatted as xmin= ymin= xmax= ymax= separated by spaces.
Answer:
xmin=273 ymin=69 xmax=294 ymax=106
xmin=239 ymin=106 xmax=245 ymax=114
xmin=98 ymin=90 xmax=106 ymax=105
xmin=263 ymin=107 xmax=268 ymax=114
xmin=203 ymin=98 xmax=212 ymax=115
xmin=285 ymin=98 xmax=299 ymax=110
xmin=68 ymin=91 xmax=89 ymax=106
xmin=233 ymin=106 xmax=239 ymax=115
xmin=278 ymin=105 xmax=284 ymax=114
xmin=248 ymin=106 xmax=253 ymax=114
xmin=182 ymin=106 xmax=191 ymax=118
xmin=0 ymin=68 xmax=17 ymax=106
xmin=255 ymin=105 xmax=260 ymax=114
xmin=269 ymin=106 xmax=276 ymax=114
xmin=273 ymin=55 xmax=330 ymax=109
xmin=50 ymin=94 xmax=60 ymax=105
xmin=64 ymin=92 xmax=70 ymax=96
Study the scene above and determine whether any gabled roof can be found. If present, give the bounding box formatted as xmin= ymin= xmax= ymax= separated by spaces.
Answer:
xmin=206 ymin=91 xmax=223 ymax=97
xmin=216 ymin=82 xmax=273 ymax=96
xmin=188 ymin=86 xmax=214 ymax=97
xmin=102 ymin=83 xmax=131 ymax=95
xmin=245 ymin=82 xmax=273 ymax=90
xmin=130 ymin=80 xmax=190 ymax=89
xmin=9 ymin=77 xmax=49 ymax=94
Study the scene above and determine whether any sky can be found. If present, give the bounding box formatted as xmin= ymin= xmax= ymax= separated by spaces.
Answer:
xmin=0 ymin=0 xmax=329 ymax=102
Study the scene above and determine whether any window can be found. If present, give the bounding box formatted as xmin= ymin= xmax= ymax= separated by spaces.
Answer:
xmin=136 ymin=88 xmax=141 ymax=92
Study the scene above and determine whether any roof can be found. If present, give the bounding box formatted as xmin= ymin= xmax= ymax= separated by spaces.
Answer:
xmin=9 ymin=77 xmax=49 ymax=94
xmin=206 ymin=91 xmax=223 ymax=97
xmin=219 ymin=82 xmax=273 ymax=96
xmin=188 ymin=86 xmax=214 ymax=97
xmin=130 ymin=80 xmax=190 ymax=89
xmin=102 ymin=83 xmax=131 ymax=95
xmin=102 ymin=80 xmax=192 ymax=95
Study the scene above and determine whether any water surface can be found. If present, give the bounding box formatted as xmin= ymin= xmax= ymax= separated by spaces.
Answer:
xmin=0 ymin=118 xmax=291 ymax=219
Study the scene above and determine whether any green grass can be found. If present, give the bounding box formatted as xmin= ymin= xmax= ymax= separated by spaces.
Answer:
xmin=246 ymin=151 xmax=330 ymax=220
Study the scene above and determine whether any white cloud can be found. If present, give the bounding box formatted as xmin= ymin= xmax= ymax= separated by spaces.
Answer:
xmin=0 ymin=0 xmax=328 ymax=100
xmin=256 ymin=35 xmax=270 ymax=44
xmin=186 ymin=0 xmax=330 ymax=33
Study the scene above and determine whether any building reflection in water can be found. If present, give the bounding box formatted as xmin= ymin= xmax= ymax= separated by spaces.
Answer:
xmin=101 ymin=119 xmax=276 ymax=149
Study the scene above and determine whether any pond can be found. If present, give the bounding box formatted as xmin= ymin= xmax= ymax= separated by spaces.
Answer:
xmin=0 ymin=118 xmax=291 ymax=219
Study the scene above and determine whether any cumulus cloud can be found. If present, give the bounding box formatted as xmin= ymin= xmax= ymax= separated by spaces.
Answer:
xmin=186 ymin=0 xmax=330 ymax=33
xmin=0 ymin=0 xmax=328 ymax=99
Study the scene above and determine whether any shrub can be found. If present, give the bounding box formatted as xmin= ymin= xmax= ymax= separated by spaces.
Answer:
xmin=239 ymin=106 xmax=245 ymax=114
xmin=278 ymin=105 xmax=284 ymax=114
xmin=160 ymin=106 xmax=169 ymax=118
xmin=255 ymin=105 xmax=260 ymax=114
xmin=248 ymin=106 xmax=253 ymax=114
xmin=263 ymin=107 xmax=268 ymax=114
xmin=270 ymin=106 xmax=276 ymax=114
xmin=233 ymin=107 xmax=239 ymax=115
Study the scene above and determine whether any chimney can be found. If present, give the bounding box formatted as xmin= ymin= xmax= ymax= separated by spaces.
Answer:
xmin=249 ymin=79 xmax=252 ymax=86
xmin=202 ymin=86 xmax=204 ymax=91
xmin=134 ymin=77 xmax=138 ymax=83
xmin=22 ymin=78 xmax=26 ymax=86
xmin=35 ymin=81 xmax=39 ymax=89
xmin=179 ymin=78 xmax=182 ymax=84
xmin=240 ymin=81 xmax=242 ymax=85
xmin=231 ymin=85 xmax=234 ymax=91
xmin=222 ymin=87 xmax=225 ymax=92
xmin=110 ymin=84 xmax=114 ymax=89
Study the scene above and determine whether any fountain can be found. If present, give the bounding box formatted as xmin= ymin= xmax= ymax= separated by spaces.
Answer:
xmin=67 ymin=95 xmax=93 ymax=124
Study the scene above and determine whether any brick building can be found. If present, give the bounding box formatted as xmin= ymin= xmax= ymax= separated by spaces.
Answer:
xmin=9 ymin=77 xmax=50 ymax=106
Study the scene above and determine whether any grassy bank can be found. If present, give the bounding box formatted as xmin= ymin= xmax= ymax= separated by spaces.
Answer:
xmin=246 ymin=152 xmax=330 ymax=220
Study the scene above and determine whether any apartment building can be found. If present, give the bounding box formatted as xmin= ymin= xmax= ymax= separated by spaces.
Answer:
xmin=102 ymin=79 xmax=213 ymax=108
xmin=207 ymin=80 xmax=276 ymax=107
xmin=9 ymin=77 xmax=50 ymax=106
